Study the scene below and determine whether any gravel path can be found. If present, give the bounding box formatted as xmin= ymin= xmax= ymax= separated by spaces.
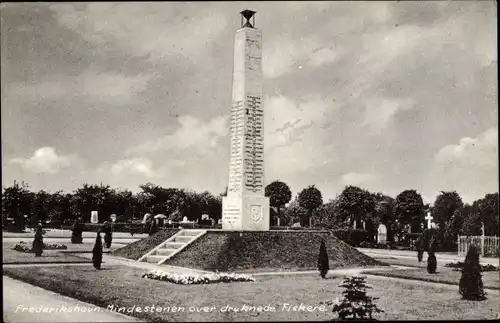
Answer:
xmin=3 ymin=276 xmax=143 ymax=322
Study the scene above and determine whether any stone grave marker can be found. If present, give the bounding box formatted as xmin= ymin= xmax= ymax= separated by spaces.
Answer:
xmin=377 ymin=224 xmax=387 ymax=244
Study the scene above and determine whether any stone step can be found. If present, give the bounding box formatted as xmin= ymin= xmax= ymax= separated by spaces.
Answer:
xmin=145 ymin=255 xmax=165 ymax=263
xmin=170 ymin=235 xmax=193 ymax=242
xmin=179 ymin=229 xmax=204 ymax=236
xmin=164 ymin=241 xmax=186 ymax=249
xmin=155 ymin=248 xmax=177 ymax=256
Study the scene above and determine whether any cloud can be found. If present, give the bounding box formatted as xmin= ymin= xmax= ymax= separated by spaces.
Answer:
xmin=10 ymin=147 xmax=78 ymax=174
xmin=435 ymin=126 xmax=498 ymax=167
xmin=342 ymin=172 xmax=381 ymax=186
xmin=109 ymin=158 xmax=161 ymax=179
xmin=126 ymin=115 xmax=227 ymax=155
xmin=362 ymin=97 xmax=415 ymax=134
xmin=265 ymin=95 xmax=337 ymax=174
xmin=263 ymin=37 xmax=344 ymax=78
xmin=6 ymin=69 xmax=152 ymax=104
xmin=48 ymin=3 xmax=228 ymax=63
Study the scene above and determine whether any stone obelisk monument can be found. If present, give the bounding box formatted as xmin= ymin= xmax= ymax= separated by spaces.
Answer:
xmin=222 ymin=10 xmax=270 ymax=231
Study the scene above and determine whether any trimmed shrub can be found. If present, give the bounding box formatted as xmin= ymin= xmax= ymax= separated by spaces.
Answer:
xmin=427 ymin=252 xmax=437 ymax=274
xmin=318 ymin=240 xmax=330 ymax=278
xmin=459 ymin=245 xmax=486 ymax=301
xmin=71 ymin=220 xmax=84 ymax=244
xmin=417 ymin=250 xmax=424 ymax=262
xmin=102 ymin=223 xmax=112 ymax=248
xmin=323 ymin=276 xmax=384 ymax=320
xmin=32 ymin=225 xmax=44 ymax=257
xmin=92 ymin=232 xmax=103 ymax=270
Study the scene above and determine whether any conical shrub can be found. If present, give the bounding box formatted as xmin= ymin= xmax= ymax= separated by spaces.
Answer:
xmin=427 ymin=251 xmax=437 ymax=273
xmin=92 ymin=231 xmax=103 ymax=270
xmin=103 ymin=222 xmax=112 ymax=248
xmin=459 ymin=245 xmax=486 ymax=300
xmin=32 ymin=224 xmax=44 ymax=257
xmin=318 ymin=240 xmax=330 ymax=279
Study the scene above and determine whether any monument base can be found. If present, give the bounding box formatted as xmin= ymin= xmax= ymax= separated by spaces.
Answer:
xmin=222 ymin=195 xmax=270 ymax=231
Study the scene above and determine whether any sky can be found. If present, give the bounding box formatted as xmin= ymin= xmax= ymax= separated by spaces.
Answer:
xmin=1 ymin=1 xmax=498 ymax=205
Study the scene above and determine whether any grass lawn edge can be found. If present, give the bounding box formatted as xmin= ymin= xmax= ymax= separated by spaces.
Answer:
xmin=365 ymin=271 xmax=500 ymax=291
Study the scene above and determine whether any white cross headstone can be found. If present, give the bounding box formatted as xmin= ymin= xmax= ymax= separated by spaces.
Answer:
xmin=425 ymin=212 xmax=433 ymax=229
xmin=377 ymin=224 xmax=387 ymax=244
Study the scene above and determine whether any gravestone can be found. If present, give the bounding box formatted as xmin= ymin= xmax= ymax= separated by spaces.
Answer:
xmin=221 ymin=10 xmax=270 ymax=231
xmin=377 ymin=224 xmax=387 ymax=244
xmin=182 ymin=216 xmax=189 ymax=223
xmin=199 ymin=214 xmax=211 ymax=226
xmin=425 ymin=212 xmax=433 ymax=229
xmin=91 ymin=211 xmax=98 ymax=224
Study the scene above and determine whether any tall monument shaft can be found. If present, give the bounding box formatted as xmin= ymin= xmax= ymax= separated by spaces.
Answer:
xmin=222 ymin=10 xmax=270 ymax=231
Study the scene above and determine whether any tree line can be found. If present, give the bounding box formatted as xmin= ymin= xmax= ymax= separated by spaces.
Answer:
xmin=2 ymin=180 xmax=498 ymax=245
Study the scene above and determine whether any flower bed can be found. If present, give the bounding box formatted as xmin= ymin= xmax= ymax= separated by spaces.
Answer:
xmin=444 ymin=262 xmax=499 ymax=272
xmin=141 ymin=269 xmax=255 ymax=285
xmin=12 ymin=241 xmax=68 ymax=253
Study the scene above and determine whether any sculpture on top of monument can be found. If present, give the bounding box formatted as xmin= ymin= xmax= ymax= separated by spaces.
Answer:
xmin=240 ymin=9 xmax=256 ymax=28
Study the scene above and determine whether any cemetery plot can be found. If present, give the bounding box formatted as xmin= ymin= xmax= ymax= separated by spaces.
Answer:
xmin=3 ymin=265 xmax=498 ymax=321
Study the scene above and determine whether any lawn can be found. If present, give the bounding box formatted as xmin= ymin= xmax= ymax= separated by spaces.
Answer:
xmin=3 ymin=265 xmax=498 ymax=321
xmin=374 ymin=256 xmax=426 ymax=268
xmin=2 ymin=246 xmax=91 ymax=264
xmin=367 ymin=267 xmax=500 ymax=290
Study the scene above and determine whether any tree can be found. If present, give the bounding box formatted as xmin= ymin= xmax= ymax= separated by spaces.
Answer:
xmin=32 ymin=223 xmax=44 ymax=257
xmin=433 ymin=191 xmax=464 ymax=243
xmin=265 ymin=180 xmax=292 ymax=220
xmin=477 ymin=193 xmax=499 ymax=236
xmin=443 ymin=209 xmax=464 ymax=250
xmin=71 ymin=183 xmax=115 ymax=222
xmin=2 ymin=181 xmax=33 ymax=231
xmin=394 ymin=190 xmax=424 ymax=234
xmin=297 ymin=185 xmax=323 ymax=227
xmin=318 ymin=240 xmax=329 ymax=278
xmin=459 ymin=245 xmax=486 ymax=301
xmin=283 ymin=200 xmax=308 ymax=226
xmin=460 ymin=212 xmax=482 ymax=236
xmin=372 ymin=193 xmax=396 ymax=241
xmin=313 ymin=200 xmax=346 ymax=229
xmin=336 ymin=186 xmax=375 ymax=230
xmin=92 ymin=232 xmax=103 ymax=270
xmin=326 ymin=276 xmax=384 ymax=320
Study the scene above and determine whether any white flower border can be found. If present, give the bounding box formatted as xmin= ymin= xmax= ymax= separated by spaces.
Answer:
xmin=142 ymin=269 xmax=255 ymax=285
xmin=13 ymin=241 xmax=68 ymax=252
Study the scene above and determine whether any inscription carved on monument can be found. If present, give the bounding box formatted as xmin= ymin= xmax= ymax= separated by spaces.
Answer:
xmin=222 ymin=10 xmax=269 ymax=230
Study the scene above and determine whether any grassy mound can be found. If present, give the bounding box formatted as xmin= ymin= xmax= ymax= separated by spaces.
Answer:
xmin=112 ymin=229 xmax=179 ymax=260
xmin=166 ymin=230 xmax=384 ymax=272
